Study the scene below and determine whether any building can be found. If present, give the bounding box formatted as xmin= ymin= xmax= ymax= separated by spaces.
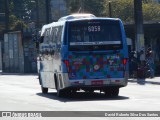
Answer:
xmin=125 ymin=22 xmax=160 ymax=75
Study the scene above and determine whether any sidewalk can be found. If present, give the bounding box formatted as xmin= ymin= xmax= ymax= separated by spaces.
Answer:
xmin=0 ymin=72 xmax=37 ymax=76
xmin=128 ymin=77 xmax=160 ymax=85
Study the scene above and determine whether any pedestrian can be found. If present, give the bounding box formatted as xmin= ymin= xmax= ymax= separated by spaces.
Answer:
xmin=146 ymin=47 xmax=154 ymax=78
xmin=129 ymin=51 xmax=138 ymax=78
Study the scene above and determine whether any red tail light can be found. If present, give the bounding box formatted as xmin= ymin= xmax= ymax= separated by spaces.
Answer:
xmin=123 ymin=58 xmax=127 ymax=65
xmin=123 ymin=58 xmax=127 ymax=77
xmin=63 ymin=60 xmax=69 ymax=72
xmin=63 ymin=60 xmax=69 ymax=67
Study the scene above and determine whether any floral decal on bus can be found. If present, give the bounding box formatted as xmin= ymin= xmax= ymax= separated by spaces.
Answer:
xmin=68 ymin=52 xmax=125 ymax=79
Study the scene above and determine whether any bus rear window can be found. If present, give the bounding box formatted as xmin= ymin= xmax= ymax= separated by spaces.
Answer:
xmin=68 ymin=20 xmax=123 ymax=51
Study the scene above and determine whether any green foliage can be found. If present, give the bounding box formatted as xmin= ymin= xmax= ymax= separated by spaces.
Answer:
xmin=11 ymin=20 xmax=27 ymax=30
xmin=1 ymin=0 xmax=160 ymax=32
xmin=65 ymin=0 xmax=160 ymax=22
xmin=84 ymin=0 xmax=105 ymax=16
xmin=104 ymin=0 xmax=134 ymax=22
xmin=9 ymin=0 xmax=36 ymax=21
xmin=9 ymin=14 xmax=28 ymax=30
xmin=9 ymin=1 xmax=14 ymax=13
xmin=103 ymin=0 xmax=160 ymax=22
xmin=143 ymin=2 xmax=160 ymax=21
xmin=65 ymin=0 xmax=105 ymax=16
xmin=9 ymin=14 xmax=18 ymax=30
xmin=7 ymin=0 xmax=28 ymax=30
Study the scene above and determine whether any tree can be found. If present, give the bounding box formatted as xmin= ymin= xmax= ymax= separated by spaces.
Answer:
xmin=9 ymin=0 xmax=36 ymax=22
xmin=104 ymin=0 xmax=134 ymax=22
xmin=65 ymin=0 xmax=105 ymax=16
xmin=9 ymin=14 xmax=18 ymax=29
xmin=103 ymin=0 xmax=160 ymax=22
xmin=143 ymin=2 xmax=160 ymax=21
xmin=84 ymin=0 xmax=105 ymax=16
xmin=11 ymin=20 xmax=27 ymax=30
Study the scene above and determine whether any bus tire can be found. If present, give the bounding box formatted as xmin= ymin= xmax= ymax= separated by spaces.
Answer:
xmin=38 ymin=73 xmax=42 ymax=85
xmin=104 ymin=89 xmax=112 ymax=97
xmin=54 ymin=74 xmax=58 ymax=90
xmin=104 ymin=87 xmax=119 ymax=97
xmin=41 ymin=86 xmax=48 ymax=94
xmin=57 ymin=85 xmax=64 ymax=97
xmin=111 ymin=88 xmax=119 ymax=96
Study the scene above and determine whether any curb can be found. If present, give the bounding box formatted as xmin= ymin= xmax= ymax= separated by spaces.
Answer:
xmin=128 ymin=79 xmax=160 ymax=85
xmin=0 ymin=72 xmax=37 ymax=76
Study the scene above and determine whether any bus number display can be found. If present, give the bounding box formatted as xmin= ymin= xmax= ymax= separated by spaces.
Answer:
xmin=88 ymin=26 xmax=101 ymax=32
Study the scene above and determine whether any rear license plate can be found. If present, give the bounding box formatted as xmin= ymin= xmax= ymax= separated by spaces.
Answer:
xmin=91 ymin=80 xmax=103 ymax=85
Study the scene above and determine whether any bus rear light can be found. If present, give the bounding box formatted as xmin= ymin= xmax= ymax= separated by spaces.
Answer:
xmin=123 ymin=58 xmax=127 ymax=65
xmin=123 ymin=58 xmax=127 ymax=77
xmin=63 ymin=60 xmax=69 ymax=67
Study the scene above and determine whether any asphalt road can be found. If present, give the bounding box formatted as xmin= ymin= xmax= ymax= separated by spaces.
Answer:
xmin=0 ymin=74 xmax=160 ymax=120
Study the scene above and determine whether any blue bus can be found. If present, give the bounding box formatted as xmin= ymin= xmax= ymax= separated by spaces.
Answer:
xmin=37 ymin=14 xmax=128 ymax=97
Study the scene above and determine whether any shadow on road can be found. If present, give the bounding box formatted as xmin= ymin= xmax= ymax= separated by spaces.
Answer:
xmin=36 ymin=92 xmax=129 ymax=102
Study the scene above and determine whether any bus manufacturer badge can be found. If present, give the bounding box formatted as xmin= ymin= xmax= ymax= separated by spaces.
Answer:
xmin=94 ymin=65 xmax=100 ymax=70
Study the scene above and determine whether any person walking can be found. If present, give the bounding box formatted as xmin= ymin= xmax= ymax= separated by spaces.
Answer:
xmin=146 ymin=47 xmax=154 ymax=78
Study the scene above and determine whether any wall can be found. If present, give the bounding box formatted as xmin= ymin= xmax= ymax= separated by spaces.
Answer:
xmin=3 ymin=31 xmax=24 ymax=73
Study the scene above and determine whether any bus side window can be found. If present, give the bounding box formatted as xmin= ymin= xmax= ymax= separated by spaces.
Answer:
xmin=44 ymin=29 xmax=50 ymax=43
xmin=51 ymin=27 xmax=57 ymax=52
xmin=49 ymin=28 xmax=52 ymax=42
xmin=56 ymin=26 xmax=63 ymax=52
xmin=57 ymin=26 xmax=63 ymax=43
xmin=52 ymin=27 xmax=56 ymax=42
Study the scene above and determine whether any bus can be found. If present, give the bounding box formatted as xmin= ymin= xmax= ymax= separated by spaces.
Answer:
xmin=37 ymin=13 xmax=128 ymax=97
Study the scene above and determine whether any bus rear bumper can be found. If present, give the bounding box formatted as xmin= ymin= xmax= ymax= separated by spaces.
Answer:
xmin=60 ymin=72 xmax=129 ymax=90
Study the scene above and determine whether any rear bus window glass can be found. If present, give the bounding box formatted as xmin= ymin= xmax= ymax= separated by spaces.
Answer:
xmin=68 ymin=20 xmax=123 ymax=51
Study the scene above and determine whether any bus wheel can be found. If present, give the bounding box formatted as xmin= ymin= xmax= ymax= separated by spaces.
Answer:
xmin=104 ymin=88 xmax=119 ymax=97
xmin=104 ymin=89 xmax=112 ymax=97
xmin=88 ymin=90 xmax=94 ymax=93
xmin=111 ymin=88 xmax=119 ymax=96
xmin=41 ymin=86 xmax=48 ymax=94
xmin=57 ymin=87 xmax=64 ymax=97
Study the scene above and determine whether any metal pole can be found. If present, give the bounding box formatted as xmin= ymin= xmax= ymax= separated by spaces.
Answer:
xmin=5 ymin=0 xmax=9 ymax=30
xmin=36 ymin=0 xmax=39 ymax=28
xmin=46 ymin=0 xmax=50 ymax=24
xmin=134 ymin=0 xmax=145 ymax=60
xmin=109 ymin=1 xmax=112 ymax=18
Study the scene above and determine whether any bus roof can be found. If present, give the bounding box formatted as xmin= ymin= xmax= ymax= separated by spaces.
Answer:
xmin=40 ymin=14 xmax=121 ymax=36
xmin=58 ymin=13 xmax=96 ymax=21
